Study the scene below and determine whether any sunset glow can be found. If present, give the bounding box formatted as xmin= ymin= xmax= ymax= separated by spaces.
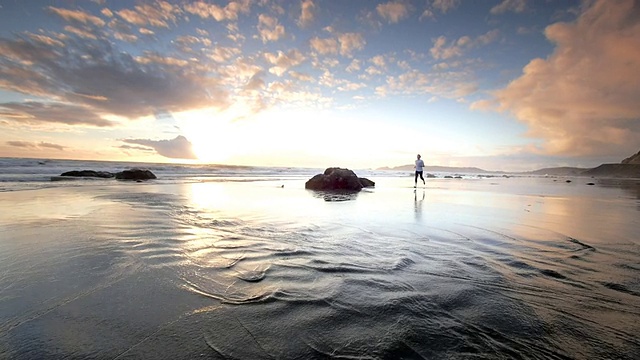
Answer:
xmin=0 ymin=0 xmax=638 ymax=170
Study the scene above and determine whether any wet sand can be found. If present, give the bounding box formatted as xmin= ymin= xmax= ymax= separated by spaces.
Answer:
xmin=1 ymin=177 xmax=639 ymax=359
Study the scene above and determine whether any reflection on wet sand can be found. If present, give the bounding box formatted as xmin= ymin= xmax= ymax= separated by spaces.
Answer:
xmin=414 ymin=189 xmax=425 ymax=221
xmin=1 ymin=179 xmax=639 ymax=359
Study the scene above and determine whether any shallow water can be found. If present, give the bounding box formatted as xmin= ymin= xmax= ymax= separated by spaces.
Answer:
xmin=1 ymin=177 xmax=639 ymax=359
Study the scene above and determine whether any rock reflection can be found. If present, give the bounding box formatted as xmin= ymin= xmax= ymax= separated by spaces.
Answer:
xmin=308 ymin=190 xmax=360 ymax=202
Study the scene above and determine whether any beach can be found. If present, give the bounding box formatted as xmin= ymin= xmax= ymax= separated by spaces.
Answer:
xmin=1 ymin=160 xmax=639 ymax=359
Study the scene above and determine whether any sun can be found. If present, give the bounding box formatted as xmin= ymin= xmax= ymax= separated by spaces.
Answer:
xmin=175 ymin=109 xmax=242 ymax=164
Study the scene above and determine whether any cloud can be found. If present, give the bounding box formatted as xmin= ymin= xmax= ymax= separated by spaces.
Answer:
xmin=0 ymin=33 xmax=229 ymax=121
xmin=47 ymin=6 xmax=106 ymax=27
xmin=289 ymin=71 xmax=314 ymax=82
xmin=338 ymin=33 xmax=366 ymax=57
xmin=430 ymin=36 xmax=462 ymax=59
xmin=490 ymin=0 xmax=526 ymax=15
xmin=101 ymin=8 xmax=114 ymax=17
xmin=6 ymin=140 xmax=66 ymax=151
xmin=481 ymin=0 xmax=640 ymax=157
xmin=257 ymin=14 xmax=285 ymax=43
xmin=298 ymin=0 xmax=316 ymax=27
xmin=346 ymin=59 xmax=361 ymax=72
xmin=264 ymin=49 xmax=306 ymax=76
xmin=430 ymin=30 xmax=500 ymax=59
xmin=26 ymin=33 xmax=64 ymax=47
xmin=477 ymin=29 xmax=500 ymax=45
xmin=6 ymin=141 xmax=36 ymax=148
xmin=0 ymin=102 xmax=116 ymax=127
xmin=39 ymin=142 xmax=66 ymax=151
xmin=64 ymin=25 xmax=98 ymax=40
xmin=310 ymin=37 xmax=338 ymax=55
xmin=115 ymin=1 xmax=181 ymax=28
xmin=310 ymin=33 xmax=365 ymax=57
xmin=118 ymin=144 xmax=154 ymax=152
xmin=183 ymin=0 xmax=251 ymax=21
xmin=431 ymin=0 xmax=460 ymax=13
xmin=377 ymin=2 xmax=410 ymax=23
xmin=122 ymin=135 xmax=197 ymax=159
xmin=420 ymin=9 xmax=435 ymax=20
xmin=376 ymin=69 xmax=478 ymax=99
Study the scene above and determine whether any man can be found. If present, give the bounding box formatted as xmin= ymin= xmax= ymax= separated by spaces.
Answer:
xmin=414 ymin=154 xmax=425 ymax=187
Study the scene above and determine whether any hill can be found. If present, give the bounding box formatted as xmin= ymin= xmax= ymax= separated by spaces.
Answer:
xmin=378 ymin=164 xmax=495 ymax=174
xmin=582 ymin=164 xmax=640 ymax=178
xmin=524 ymin=167 xmax=590 ymax=176
xmin=622 ymin=150 xmax=640 ymax=164
xmin=378 ymin=148 xmax=640 ymax=178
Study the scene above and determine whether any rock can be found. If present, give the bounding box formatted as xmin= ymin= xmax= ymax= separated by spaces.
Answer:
xmin=586 ymin=182 xmax=595 ymax=186
xmin=115 ymin=169 xmax=157 ymax=181
xmin=426 ymin=173 xmax=436 ymax=178
xmin=60 ymin=170 xmax=114 ymax=178
xmin=359 ymin=177 xmax=375 ymax=187
xmin=305 ymin=167 xmax=365 ymax=191
xmin=444 ymin=175 xmax=453 ymax=179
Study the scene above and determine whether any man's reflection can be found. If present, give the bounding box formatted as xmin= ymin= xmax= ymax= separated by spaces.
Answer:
xmin=414 ymin=189 xmax=425 ymax=221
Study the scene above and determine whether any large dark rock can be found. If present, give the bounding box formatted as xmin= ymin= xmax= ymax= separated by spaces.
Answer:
xmin=305 ymin=167 xmax=374 ymax=191
xmin=115 ymin=169 xmax=157 ymax=180
xmin=60 ymin=170 xmax=114 ymax=178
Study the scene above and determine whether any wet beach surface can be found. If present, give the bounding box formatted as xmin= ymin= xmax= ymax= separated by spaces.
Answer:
xmin=1 ymin=177 xmax=639 ymax=359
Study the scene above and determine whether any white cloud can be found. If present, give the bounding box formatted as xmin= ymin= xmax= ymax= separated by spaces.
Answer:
xmin=257 ymin=14 xmax=285 ymax=43
xmin=377 ymin=1 xmax=410 ymax=23
xmin=338 ymin=33 xmax=366 ymax=57
xmin=309 ymin=33 xmax=367 ymax=57
xmin=310 ymin=37 xmax=338 ymax=55
xmin=370 ymin=55 xmax=386 ymax=68
xmin=264 ymin=49 xmax=305 ymax=76
xmin=346 ymin=59 xmax=361 ymax=72
xmin=420 ymin=9 xmax=435 ymax=20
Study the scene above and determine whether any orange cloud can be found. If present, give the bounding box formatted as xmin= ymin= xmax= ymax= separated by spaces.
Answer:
xmin=489 ymin=0 xmax=640 ymax=157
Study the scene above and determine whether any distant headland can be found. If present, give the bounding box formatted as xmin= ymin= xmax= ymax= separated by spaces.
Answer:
xmin=378 ymin=149 xmax=640 ymax=178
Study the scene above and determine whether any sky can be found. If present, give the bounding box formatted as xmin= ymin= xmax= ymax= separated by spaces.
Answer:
xmin=0 ymin=0 xmax=638 ymax=171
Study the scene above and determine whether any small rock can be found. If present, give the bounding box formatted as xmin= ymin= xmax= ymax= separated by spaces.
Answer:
xmin=115 ymin=169 xmax=157 ymax=181
xmin=60 ymin=170 xmax=114 ymax=178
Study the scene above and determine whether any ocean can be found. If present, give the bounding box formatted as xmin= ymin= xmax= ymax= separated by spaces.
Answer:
xmin=0 ymin=157 xmax=639 ymax=359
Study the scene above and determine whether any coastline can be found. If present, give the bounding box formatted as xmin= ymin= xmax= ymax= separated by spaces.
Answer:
xmin=1 ymin=170 xmax=639 ymax=358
